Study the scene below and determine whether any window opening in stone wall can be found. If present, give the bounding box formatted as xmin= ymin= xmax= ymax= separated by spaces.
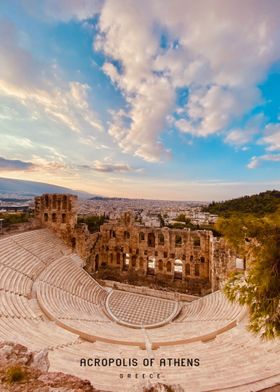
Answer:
xmin=193 ymin=237 xmax=201 ymax=247
xmin=166 ymin=260 xmax=172 ymax=272
xmin=158 ymin=259 xmax=163 ymax=271
xmin=148 ymin=233 xmax=155 ymax=247
xmin=175 ymin=235 xmax=182 ymax=247
xmin=158 ymin=233 xmax=164 ymax=245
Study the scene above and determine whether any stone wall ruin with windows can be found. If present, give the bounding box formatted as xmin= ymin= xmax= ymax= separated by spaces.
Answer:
xmin=87 ymin=212 xmax=226 ymax=294
xmin=35 ymin=196 xmax=237 ymax=295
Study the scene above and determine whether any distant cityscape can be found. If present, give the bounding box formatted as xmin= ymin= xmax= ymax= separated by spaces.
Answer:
xmin=0 ymin=192 xmax=217 ymax=227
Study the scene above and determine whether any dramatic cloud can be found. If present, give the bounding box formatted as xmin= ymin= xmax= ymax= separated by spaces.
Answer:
xmin=17 ymin=0 xmax=280 ymax=165
xmin=247 ymin=154 xmax=280 ymax=169
xmin=93 ymin=0 xmax=280 ymax=161
xmin=0 ymin=157 xmax=35 ymax=171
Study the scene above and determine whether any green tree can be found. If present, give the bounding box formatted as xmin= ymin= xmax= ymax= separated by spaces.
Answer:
xmin=218 ymin=211 xmax=280 ymax=339
xmin=77 ymin=215 xmax=107 ymax=233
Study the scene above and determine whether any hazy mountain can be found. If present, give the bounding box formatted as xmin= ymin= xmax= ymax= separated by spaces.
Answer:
xmin=0 ymin=178 xmax=97 ymax=199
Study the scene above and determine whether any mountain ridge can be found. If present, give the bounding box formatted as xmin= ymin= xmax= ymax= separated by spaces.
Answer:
xmin=0 ymin=178 xmax=96 ymax=199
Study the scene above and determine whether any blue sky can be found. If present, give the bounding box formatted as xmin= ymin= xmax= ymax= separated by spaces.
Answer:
xmin=0 ymin=0 xmax=280 ymax=200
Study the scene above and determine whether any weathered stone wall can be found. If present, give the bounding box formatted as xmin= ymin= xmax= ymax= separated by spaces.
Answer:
xmin=91 ymin=213 xmax=211 ymax=283
xmin=34 ymin=195 xmax=238 ymax=294
xmin=34 ymin=193 xmax=78 ymax=249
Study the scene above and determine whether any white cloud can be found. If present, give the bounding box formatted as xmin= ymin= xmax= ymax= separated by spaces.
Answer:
xmin=260 ymin=123 xmax=280 ymax=151
xmin=247 ymin=154 xmax=280 ymax=169
xmin=11 ymin=1 xmax=280 ymax=167
xmin=87 ymin=160 xmax=140 ymax=173
xmin=92 ymin=0 xmax=280 ymax=160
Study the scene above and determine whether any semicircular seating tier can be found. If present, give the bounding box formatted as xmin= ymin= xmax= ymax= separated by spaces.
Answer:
xmin=0 ymin=229 xmax=279 ymax=392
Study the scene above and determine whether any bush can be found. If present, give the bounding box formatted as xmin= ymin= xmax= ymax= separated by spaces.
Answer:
xmin=0 ymin=212 xmax=30 ymax=226
xmin=6 ymin=366 xmax=25 ymax=383
xmin=77 ymin=215 xmax=107 ymax=233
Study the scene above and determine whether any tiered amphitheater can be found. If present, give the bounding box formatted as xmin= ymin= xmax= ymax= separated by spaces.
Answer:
xmin=0 ymin=228 xmax=279 ymax=391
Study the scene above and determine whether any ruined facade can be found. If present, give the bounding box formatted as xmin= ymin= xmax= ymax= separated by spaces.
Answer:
xmin=35 ymin=194 xmax=78 ymax=248
xmin=35 ymin=194 xmax=238 ymax=294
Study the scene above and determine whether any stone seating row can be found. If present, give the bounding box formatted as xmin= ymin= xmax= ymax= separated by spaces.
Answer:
xmin=154 ymin=318 xmax=280 ymax=391
xmin=0 ymin=245 xmax=46 ymax=280
xmin=36 ymin=282 xmax=109 ymax=322
xmin=8 ymin=229 xmax=68 ymax=263
xmin=0 ymin=291 xmax=41 ymax=319
xmin=36 ymin=286 xmax=146 ymax=346
xmin=0 ymin=264 xmax=33 ymax=297
xmin=37 ymin=256 xmax=107 ymax=304
xmin=176 ymin=290 xmax=243 ymax=322
xmin=0 ymin=315 xmax=80 ymax=351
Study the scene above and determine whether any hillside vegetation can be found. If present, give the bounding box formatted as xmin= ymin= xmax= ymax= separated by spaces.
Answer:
xmin=204 ymin=190 xmax=280 ymax=216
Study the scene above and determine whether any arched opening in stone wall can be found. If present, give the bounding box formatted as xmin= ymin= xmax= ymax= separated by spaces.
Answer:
xmin=190 ymin=255 xmax=194 ymax=262
xmin=193 ymin=237 xmax=201 ymax=247
xmin=158 ymin=259 xmax=163 ymax=271
xmin=52 ymin=195 xmax=57 ymax=209
xmin=62 ymin=196 xmax=67 ymax=210
xmin=148 ymin=233 xmax=155 ymax=247
xmin=44 ymin=195 xmax=49 ymax=208
xmin=124 ymin=231 xmax=130 ymax=240
xmin=52 ymin=213 xmax=57 ymax=223
xmin=175 ymin=235 xmax=182 ymax=247
xmin=166 ymin=260 xmax=172 ymax=273
xmin=44 ymin=213 xmax=48 ymax=222
xmin=110 ymin=253 xmax=114 ymax=264
xmin=147 ymin=257 xmax=155 ymax=275
xmin=186 ymin=263 xmax=190 ymax=275
xmin=195 ymin=264 xmax=200 ymax=276
xmin=116 ymin=253 xmax=121 ymax=265
xmin=158 ymin=233 xmax=164 ymax=245
xmin=62 ymin=213 xmax=66 ymax=223
xmin=131 ymin=255 xmax=136 ymax=267
xmin=109 ymin=230 xmax=116 ymax=238
xmin=174 ymin=259 xmax=183 ymax=279
xmin=139 ymin=232 xmax=145 ymax=241
xmin=200 ymin=256 xmax=205 ymax=263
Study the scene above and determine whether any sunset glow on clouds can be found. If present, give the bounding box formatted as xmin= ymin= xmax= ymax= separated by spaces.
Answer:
xmin=0 ymin=0 xmax=280 ymax=200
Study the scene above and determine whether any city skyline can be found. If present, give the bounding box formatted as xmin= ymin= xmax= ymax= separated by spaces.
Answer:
xmin=0 ymin=1 xmax=280 ymax=201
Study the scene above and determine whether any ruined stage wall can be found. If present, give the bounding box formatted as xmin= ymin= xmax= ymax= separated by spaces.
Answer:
xmin=35 ymin=195 xmax=236 ymax=294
